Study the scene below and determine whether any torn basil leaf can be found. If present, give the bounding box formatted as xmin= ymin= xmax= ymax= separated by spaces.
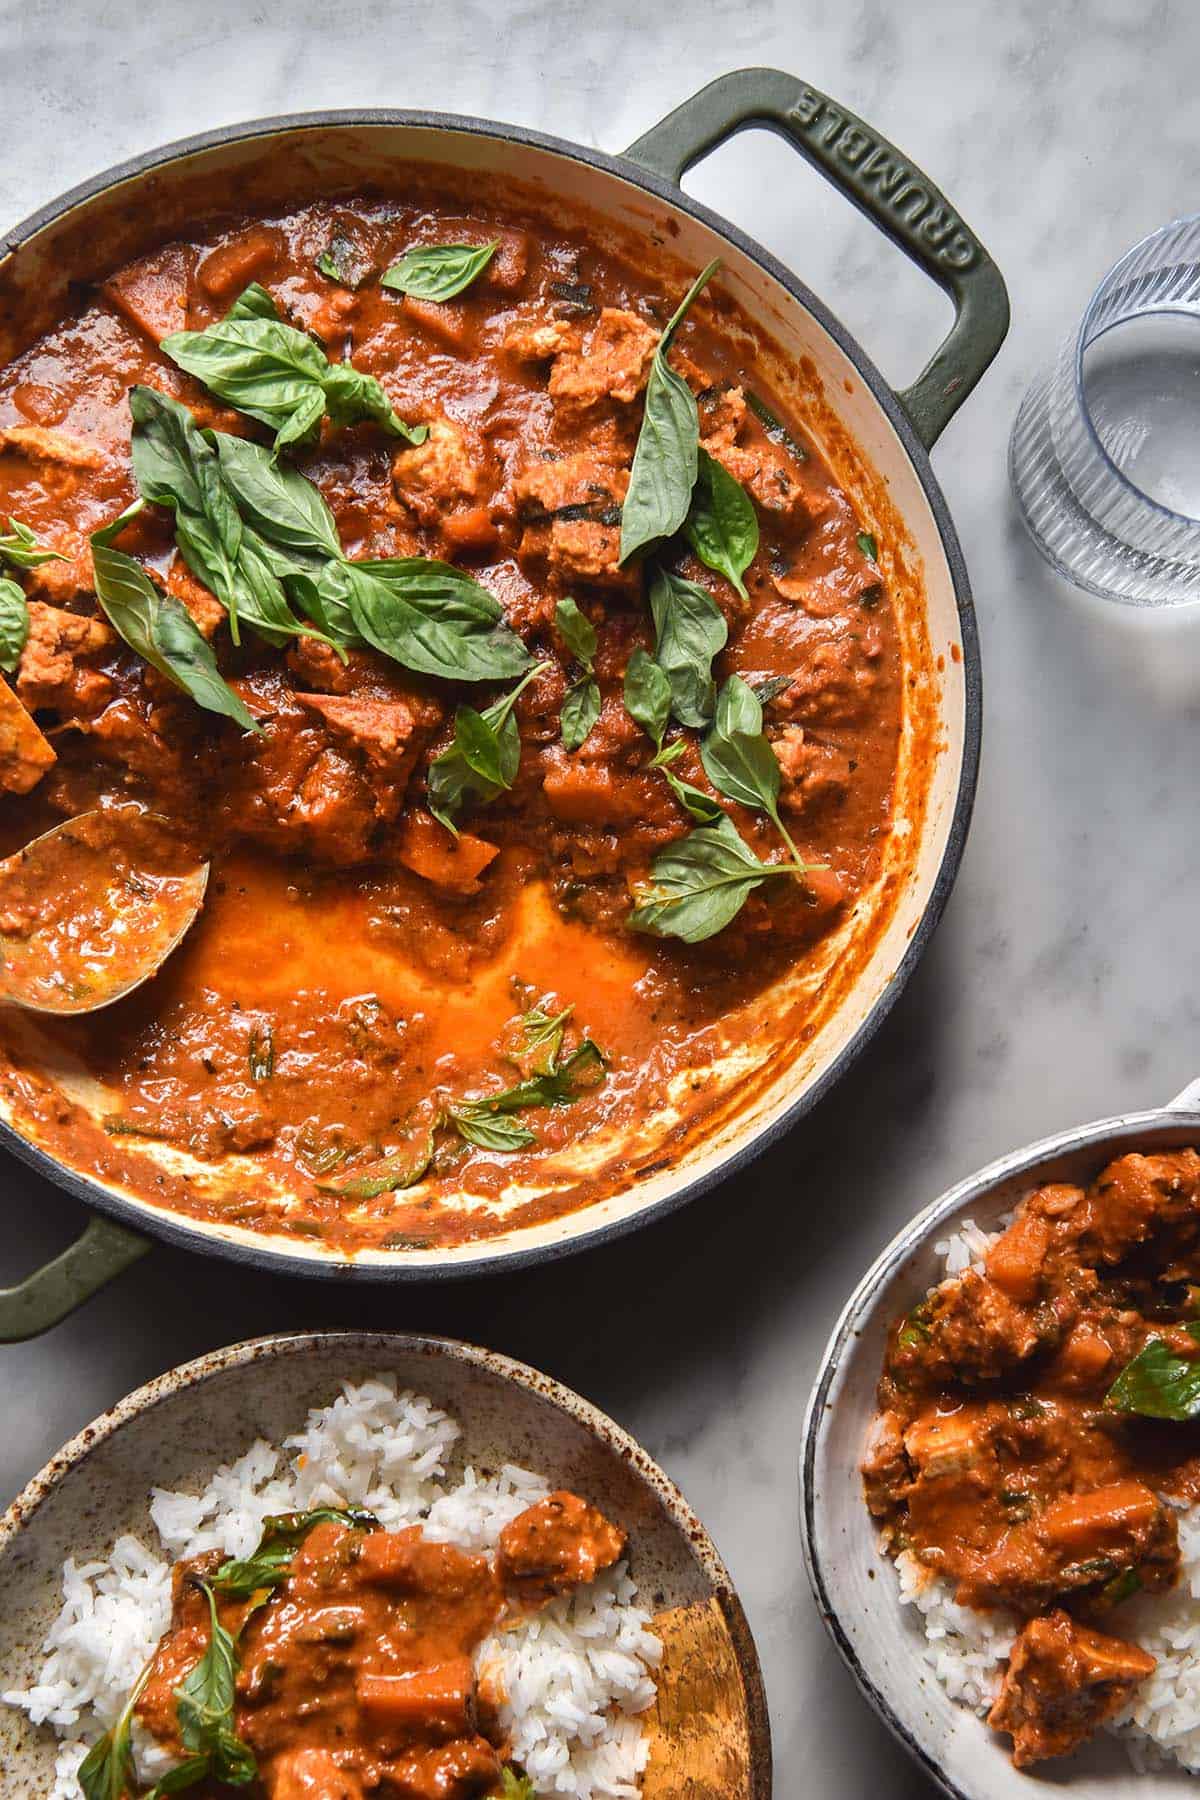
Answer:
xmin=382 ymin=240 xmax=498 ymax=302
xmin=623 ymin=646 xmax=672 ymax=751
xmin=699 ymin=675 xmax=784 ymax=823
xmin=1106 ymin=1324 xmax=1200 ymax=1420
xmin=0 ymin=578 xmax=29 ymax=674
xmin=328 ymin=558 xmax=531 ymax=684
xmin=619 ymin=260 xmax=720 ymax=564
xmin=174 ymin=1583 xmax=257 ymax=1787
xmin=162 ymin=285 xmax=426 ymax=450
xmin=427 ymin=662 xmax=546 ymax=832
xmin=449 ymin=1040 xmax=607 ymax=1150
xmin=560 ymin=678 xmax=600 ymax=753
xmin=555 ymin=597 xmax=600 ymax=752
xmin=77 ymin=1666 xmax=151 ymax=1800
xmin=628 ymin=812 xmax=790 ymax=943
xmin=554 ymin=595 xmax=596 ymax=666
xmin=212 ymin=431 xmax=343 ymax=563
xmin=648 ymin=565 xmax=728 ymax=729
xmin=857 ymin=529 xmax=878 ymax=561
xmin=129 ymin=386 xmax=324 ymax=649
xmin=0 ymin=516 xmax=66 ymax=572
xmin=212 ymin=1506 xmax=378 ymax=1596
xmin=684 ymin=449 xmax=758 ymax=599
xmin=316 ymin=1131 xmax=434 ymax=1199
xmin=90 ymin=529 xmax=259 ymax=734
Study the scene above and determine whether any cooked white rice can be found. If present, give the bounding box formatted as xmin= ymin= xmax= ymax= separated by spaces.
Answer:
xmin=889 ymin=1215 xmax=1200 ymax=1773
xmin=3 ymin=1378 xmax=661 ymax=1799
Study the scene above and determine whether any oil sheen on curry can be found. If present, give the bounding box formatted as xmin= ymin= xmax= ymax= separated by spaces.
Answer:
xmin=865 ymin=1149 xmax=1200 ymax=1769
xmin=0 ymin=184 xmax=909 ymax=1251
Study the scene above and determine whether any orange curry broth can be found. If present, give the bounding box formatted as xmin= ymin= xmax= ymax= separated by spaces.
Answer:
xmin=0 ymin=178 xmax=922 ymax=1252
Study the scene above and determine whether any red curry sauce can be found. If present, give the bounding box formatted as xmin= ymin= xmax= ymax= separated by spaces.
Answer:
xmin=137 ymin=1492 xmax=627 ymax=1799
xmin=865 ymin=1149 xmax=1200 ymax=1767
xmin=0 ymin=185 xmax=909 ymax=1250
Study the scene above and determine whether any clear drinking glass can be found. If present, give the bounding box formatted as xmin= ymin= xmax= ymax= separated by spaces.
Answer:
xmin=1010 ymin=216 xmax=1200 ymax=605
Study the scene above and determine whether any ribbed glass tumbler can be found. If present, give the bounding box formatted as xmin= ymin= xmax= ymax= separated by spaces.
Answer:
xmin=1011 ymin=216 xmax=1200 ymax=606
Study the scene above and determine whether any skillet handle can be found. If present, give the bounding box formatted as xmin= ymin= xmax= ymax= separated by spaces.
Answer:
xmin=0 ymin=1213 xmax=149 ymax=1342
xmin=624 ymin=68 xmax=1010 ymax=450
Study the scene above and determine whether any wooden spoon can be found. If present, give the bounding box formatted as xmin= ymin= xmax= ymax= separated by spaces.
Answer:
xmin=0 ymin=806 xmax=209 ymax=1015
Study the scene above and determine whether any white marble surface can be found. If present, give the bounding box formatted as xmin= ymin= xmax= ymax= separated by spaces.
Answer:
xmin=3 ymin=0 xmax=1200 ymax=1791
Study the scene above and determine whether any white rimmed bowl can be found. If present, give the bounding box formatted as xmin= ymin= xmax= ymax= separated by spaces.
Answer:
xmin=800 ymin=1077 xmax=1200 ymax=1798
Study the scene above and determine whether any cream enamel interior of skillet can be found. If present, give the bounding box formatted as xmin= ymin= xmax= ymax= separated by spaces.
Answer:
xmin=0 ymin=125 xmax=963 ymax=1266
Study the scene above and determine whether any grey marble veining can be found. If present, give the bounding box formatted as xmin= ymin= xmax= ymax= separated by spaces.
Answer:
xmin=2 ymin=0 xmax=1200 ymax=1792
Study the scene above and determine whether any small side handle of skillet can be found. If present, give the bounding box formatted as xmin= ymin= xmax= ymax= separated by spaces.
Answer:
xmin=624 ymin=67 xmax=1010 ymax=450
xmin=0 ymin=1212 xmax=148 ymax=1342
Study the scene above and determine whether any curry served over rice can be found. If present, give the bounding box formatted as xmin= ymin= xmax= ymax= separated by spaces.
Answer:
xmin=0 ymin=182 xmax=916 ymax=1249
xmin=865 ymin=1149 xmax=1200 ymax=1768
xmin=113 ymin=1492 xmax=626 ymax=1800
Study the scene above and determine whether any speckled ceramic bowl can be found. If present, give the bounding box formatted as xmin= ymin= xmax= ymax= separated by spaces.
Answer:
xmin=800 ymin=1077 xmax=1200 ymax=1799
xmin=0 ymin=1331 xmax=771 ymax=1797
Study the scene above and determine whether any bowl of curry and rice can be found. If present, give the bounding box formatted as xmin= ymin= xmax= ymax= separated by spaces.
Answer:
xmin=802 ymin=1082 xmax=1200 ymax=1797
xmin=0 ymin=1331 xmax=770 ymax=1800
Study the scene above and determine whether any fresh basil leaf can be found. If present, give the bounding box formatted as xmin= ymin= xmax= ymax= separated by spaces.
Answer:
xmin=449 ymin=1040 xmax=607 ymax=1149
xmin=628 ymin=812 xmax=787 ymax=943
xmin=226 ymin=282 xmax=280 ymax=322
xmin=555 ymin=598 xmax=600 ymax=748
xmin=212 ymin=1505 xmax=378 ymax=1596
xmin=663 ymin=769 xmax=724 ymax=825
xmin=560 ymin=676 xmax=600 ymax=752
xmin=77 ymin=1666 xmax=151 ymax=1800
xmin=623 ymin=646 xmax=672 ymax=752
xmin=326 ymin=558 xmax=530 ymax=683
xmin=619 ymin=259 xmax=719 ymax=565
xmin=507 ymin=1002 xmax=573 ymax=1075
xmin=0 ymin=515 xmax=66 ymax=571
xmin=0 ymin=578 xmax=29 ymax=674
xmin=426 ymin=663 xmax=545 ymax=832
xmin=316 ymin=1130 xmax=434 ymax=1199
xmin=130 ymin=386 xmax=326 ymax=650
xmin=554 ymin=596 xmax=596 ymax=668
xmin=449 ymin=1108 xmax=537 ymax=1152
xmin=857 ymin=529 xmax=879 ymax=562
xmin=130 ymin=385 xmax=248 ymax=639
xmin=211 ymin=431 xmax=343 ymax=562
xmin=499 ymin=1770 xmax=535 ymax=1800
xmin=321 ymin=360 xmax=425 ymax=445
xmin=382 ymin=240 xmax=498 ymax=302
xmin=163 ymin=290 xmax=425 ymax=450
xmin=684 ymin=449 xmax=758 ymax=599
xmin=175 ymin=1583 xmax=256 ymax=1787
xmin=316 ymin=233 xmax=371 ymax=290
xmin=700 ymin=675 xmax=785 ymax=823
xmin=648 ymin=565 xmax=728 ymax=729
xmin=1106 ymin=1324 xmax=1200 ymax=1420
xmin=144 ymin=1754 xmax=212 ymax=1797
xmin=91 ymin=532 xmax=260 ymax=733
